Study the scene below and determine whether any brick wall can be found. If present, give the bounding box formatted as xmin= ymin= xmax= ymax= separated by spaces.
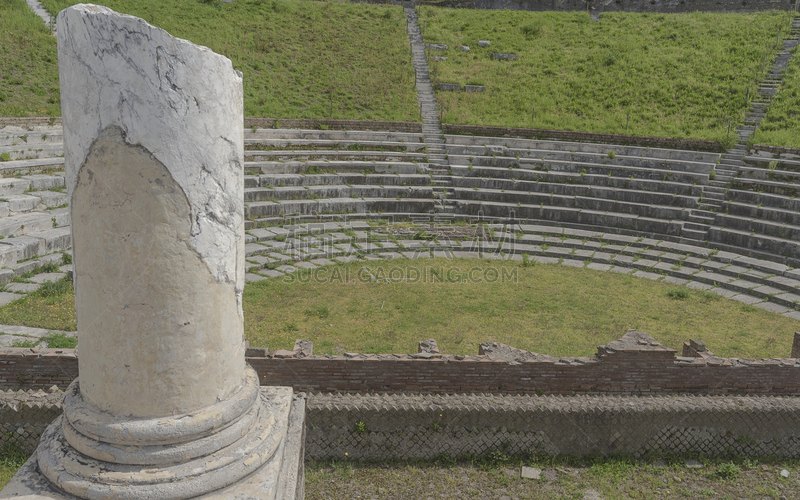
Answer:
xmin=0 ymin=349 xmax=78 ymax=390
xmin=443 ymin=124 xmax=724 ymax=152
xmin=3 ymin=330 xmax=799 ymax=395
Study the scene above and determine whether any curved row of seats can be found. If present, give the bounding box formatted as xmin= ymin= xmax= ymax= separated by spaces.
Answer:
xmin=2 ymin=124 xmax=799 ymax=314
xmin=712 ymin=150 xmax=800 ymax=265
xmin=242 ymin=128 xmax=439 ymax=224
xmin=242 ymin=219 xmax=800 ymax=320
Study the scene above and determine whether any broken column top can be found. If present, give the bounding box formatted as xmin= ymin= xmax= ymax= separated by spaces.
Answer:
xmin=58 ymin=4 xmax=244 ymax=286
xmin=58 ymin=4 xmax=247 ymax=417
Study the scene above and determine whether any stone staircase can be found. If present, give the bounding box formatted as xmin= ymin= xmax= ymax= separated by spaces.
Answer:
xmin=0 ymin=125 xmax=72 ymax=296
xmin=738 ymin=17 xmax=800 ymax=144
xmin=687 ymin=17 xmax=800 ymax=243
xmin=405 ymin=7 xmax=454 ymax=217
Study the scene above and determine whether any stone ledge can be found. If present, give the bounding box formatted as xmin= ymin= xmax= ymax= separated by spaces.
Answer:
xmin=442 ymin=124 xmax=724 ymax=152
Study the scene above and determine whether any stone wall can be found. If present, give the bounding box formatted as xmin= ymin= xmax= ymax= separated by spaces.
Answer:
xmin=3 ymin=330 xmax=799 ymax=396
xmin=305 ymin=393 xmax=800 ymax=460
xmin=0 ymin=389 xmax=62 ymax=456
xmin=443 ymin=124 xmax=724 ymax=152
xmin=3 ymin=390 xmax=800 ymax=460
xmin=752 ymin=144 xmax=800 ymax=156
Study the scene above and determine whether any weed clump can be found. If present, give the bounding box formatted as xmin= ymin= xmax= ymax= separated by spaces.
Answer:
xmin=667 ymin=288 xmax=690 ymax=300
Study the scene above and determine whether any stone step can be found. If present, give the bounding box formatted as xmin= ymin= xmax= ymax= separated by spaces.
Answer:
xmin=0 ymin=143 xmax=64 ymax=160
xmin=0 ymin=208 xmax=70 ymax=238
xmin=245 ymin=184 xmax=434 ymax=202
xmin=680 ymin=227 xmax=708 ymax=241
xmin=245 ymin=150 xmax=427 ymax=163
xmin=244 ymin=138 xmax=426 ymax=153
xmin=0 ymin=226 xmax=72 ymax=263
xmin=245 ymin=129 xmax=425 ymax=144
xmin=719 ymin=159 xmax=745 ymax=167
xmin=0 ymin=157 xmax=65 ymax=173
xmin=245 ymin=160 xmax=420 ymax=175
xmin=683 ymin=221 xmax=710 ymax=232
xmin=246 ymin=173 xmax=432 ymax=189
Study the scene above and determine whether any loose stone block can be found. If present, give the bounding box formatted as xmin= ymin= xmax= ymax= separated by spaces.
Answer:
xmin=425 ymin=43 xmax=448 ymax=51
xmin=465 ymin=85 xmax=486 ymax=92
xmin=478 ymin=40 xmax=491 ymax=47
xmin=520 ymin=466 xmax=541 ymax=480
xmin=492 ymin=53 xmax=519 ymax=61
xmin=436 ymin=83 xmax=462 ymax=92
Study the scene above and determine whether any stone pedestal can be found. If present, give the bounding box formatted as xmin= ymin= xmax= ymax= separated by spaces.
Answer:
xmin=0 ymin=4 xmax=303 ymax=499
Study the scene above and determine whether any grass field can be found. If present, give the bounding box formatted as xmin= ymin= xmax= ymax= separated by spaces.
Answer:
xmin=4 ymin=1 xmax=800 ymax=147
xmin=1 ymin=450 xmax=797 ymax=495
xmin=3 ymin=258 xmax=797 ymax=359
xmin=756 ymin=49 xmax=800 ymax=148
xmin=6 ymin=0 xmax=420 ymax=121
xmin=0 ymin=0 xmax=60 ymax=117
xmin=304 ymin=456 xmax=800 ymax=500
xmin=421 ymin=8 xmax=794 ymax=145
xmin=243 ymin=259 xmax=797 ymax=358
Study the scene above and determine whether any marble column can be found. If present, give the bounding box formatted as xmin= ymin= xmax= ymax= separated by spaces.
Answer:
xmin=0 ymin=4 xmax=304 ymax=499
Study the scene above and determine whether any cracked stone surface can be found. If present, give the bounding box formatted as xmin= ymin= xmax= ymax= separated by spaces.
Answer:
xmin=57 ymin=4 xmax=245 ymax=291
xmin=57 ymin=4 xmax=247 ymax=418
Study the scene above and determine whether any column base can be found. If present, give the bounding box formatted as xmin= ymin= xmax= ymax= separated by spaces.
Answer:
xmin=0 ymin=387 xmax=306 ymax=500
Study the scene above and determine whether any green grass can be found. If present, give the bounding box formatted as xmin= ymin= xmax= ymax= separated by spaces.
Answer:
xmin=421 ymin=8 xmax=794 ymax=144
xmin=756 ymin=43 xmax=800 ymax=148
xmin=303 ymin=457 xmax=800 ymax=500
xmin=16 ymin=0 xmax=420 ymax=121
xmin=0 ymin=275 xmax=76 ymax=331
xmin=0 ymin=0 xmax=60 ymax=117
xmin=0 ymin=259 xmax=796 ymax=358
xmin=242 ymin=258 xmax=796 ymax=358
xmin=0 ymin=443 xmax=28 ymax=491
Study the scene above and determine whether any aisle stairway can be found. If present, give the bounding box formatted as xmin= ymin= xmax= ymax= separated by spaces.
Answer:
xmin=405 ymin=7 xmax=454 ymax=216
xmin=686 ymin=17 xmax=800 ymax=244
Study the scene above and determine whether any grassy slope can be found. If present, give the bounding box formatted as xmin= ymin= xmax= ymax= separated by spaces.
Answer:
xmin=757 ymin=44 xmax=800 ymax=148
xmin=0 ymin=0 xmax=60 ymax=117
xmin=25 ymin=0 xmax=421 ymax=121
xmin=422 ymin=8 xmax=793 ymax=144
xmin=1 ymin=259 xmax=795 ymax=358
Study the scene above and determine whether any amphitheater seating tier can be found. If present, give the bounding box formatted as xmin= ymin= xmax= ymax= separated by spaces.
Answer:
xmin=0 ymin=125 xmax=798 ymax=316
